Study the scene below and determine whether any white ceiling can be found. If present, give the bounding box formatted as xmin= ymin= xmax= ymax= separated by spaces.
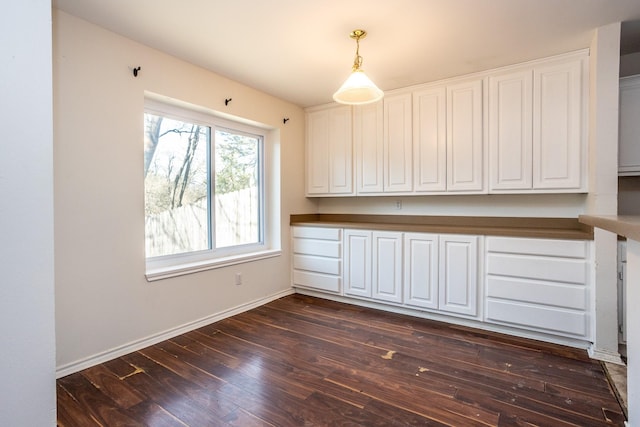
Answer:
xmin=53 ymin=0 xmax=640 ymax=108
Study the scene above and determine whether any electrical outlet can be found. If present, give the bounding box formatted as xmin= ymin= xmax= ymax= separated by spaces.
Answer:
xmin=235 ymin=273 xmax=242 ymax=286
xmin=395 ymin=200 xmax=402 ymax=210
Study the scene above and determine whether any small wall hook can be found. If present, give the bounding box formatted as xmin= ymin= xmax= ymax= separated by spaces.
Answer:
xmin=225 ymin=98 xmax=232 ymax=106
xmin=132 ymin=66 xmax=141 ymax=77
xmin=283 ymin=118 xmax=290 ymax=124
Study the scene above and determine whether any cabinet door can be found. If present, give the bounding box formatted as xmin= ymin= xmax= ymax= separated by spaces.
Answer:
xmin=305 ymin=105 xmax=353 ymax=195
xmin=439 ymin=235 xmax=478 ymax=317
xmin=344 ymin=230 xmax=372 ymax=298
xmin=413 ymin=87 xmax=447 ymax=192
xmin=384 ymin=93 xmax=413 ymax=192
xmin=619 ymin=76 xmax=640 ymax=175
xmin=306 ymin=109 xmax=330 ymax=194
xmin=488 ymin=70 xmax=533 ymax=191
xmin=404 ymin=233 xmax=439 ymax=309
xmin=532 ymin=58 xmax=584 ymax=190
xmin=354 ymin=102 xmax=384 ymax=193
xmin=447 ymin=79 xmax=484 ymax=192
xmin=328 ymin=106 xmax=354 ymax=194
xmin=372 ymin=231 xmax=403 ymax=303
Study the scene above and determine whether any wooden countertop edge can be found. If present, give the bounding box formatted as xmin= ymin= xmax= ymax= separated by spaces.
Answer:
xmin=579 ymin=214 xmax=640 ymax=241
xmin=291 ymin=214 xmax=594 ymax=240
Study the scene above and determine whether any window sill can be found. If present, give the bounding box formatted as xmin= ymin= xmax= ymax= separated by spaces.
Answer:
xmin=145 ymin=249 xmax=282 ymax=282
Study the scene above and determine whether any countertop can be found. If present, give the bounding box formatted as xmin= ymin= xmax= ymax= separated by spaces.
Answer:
xmin=292 ymin=214 xmax=594 ymax=240
xmin=579 ymin=215 xmax=640 ymax=241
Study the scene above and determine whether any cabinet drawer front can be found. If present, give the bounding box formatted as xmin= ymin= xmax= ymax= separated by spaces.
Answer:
xmin=292 ymin=227 xmax=341 ymax=241
xmin=293 ymin=270 xmax=341 ymax=293
xmin=293 ymin=254 xmax=341 ymax=275
xmin=486 ymin=299 xmax=587 ymax=337
xmin=293 ymin=238 xmax=341 ymax=258
xmin=486 ymin=237 xmax=587 ymax=258
xmin=486 ymin=276 xmax=586 ymax=310
xmin=487 ymin=253 xmax=587 ymax=284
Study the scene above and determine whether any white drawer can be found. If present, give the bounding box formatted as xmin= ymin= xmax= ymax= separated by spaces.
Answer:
xmin=486 ymin=276 xmax=586 ymax=310
xmin=293 ymin=238 xmax=341 ymax=258
xmin=486 ymin=253 xmax=587 ymax=284
xmin=293 ymin=254 xmax=341 ymax=275
xmin=293 ymin=270 xmax=341 ymax=293
xmin=486 ymin=237 xmax=588 ymax=258
xmin=292 ymin=226 xmax=341 ymax=240
xmin=486 ymin=299 xmax=587 ymax=337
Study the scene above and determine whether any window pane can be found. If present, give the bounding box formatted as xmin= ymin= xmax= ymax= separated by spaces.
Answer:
xmin=214 ymin=129 xmax=261 ymax=248
xmin=144 ymin=113 xmax=210 ymax=257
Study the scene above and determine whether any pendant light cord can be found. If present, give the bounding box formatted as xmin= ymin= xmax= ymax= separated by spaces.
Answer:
xmin=352 ymin=33 xmax=364 ymax=71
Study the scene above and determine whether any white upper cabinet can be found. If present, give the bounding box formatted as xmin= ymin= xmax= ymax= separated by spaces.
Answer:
xmin=488 ymin=70 xmax=533 ymax=191
xmin=354 ymin=102 xmax=384 ymax=193
xmin=354 ymin=94 xmax=413 ymax=194
xmin=619 ymin=75 xmax=640 ymax=176
xmin=488 ymin=51 xmax=587 ymax=192
xmin=532 ymin=55 xmax=586 ymax=190
xmin=384 ymin=92 xmax=413 ymax=192
xmin=413 ymin=87 xmax=447 ymax=192
xmin=305 ymin=104 xmax=353 ymax=196
xmin=447 ymin=79 xmax=484 ymax=192
xmin=306 ymin=50 xmax=588 ymax=197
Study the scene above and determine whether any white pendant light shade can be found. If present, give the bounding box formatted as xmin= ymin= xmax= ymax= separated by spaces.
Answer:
xmin=333 ymin=29 xmax=384 ymax=105
xmin=333 ymin=70 xmax=384 ymax=105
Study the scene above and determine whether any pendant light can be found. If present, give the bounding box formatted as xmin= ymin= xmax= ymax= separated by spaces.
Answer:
xmin=333 ymin=29 xmax=384 ymax=105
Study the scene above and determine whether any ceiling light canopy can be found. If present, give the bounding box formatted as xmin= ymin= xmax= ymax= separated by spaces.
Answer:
xmin=333 ymin=29 xmax=384 ymax=105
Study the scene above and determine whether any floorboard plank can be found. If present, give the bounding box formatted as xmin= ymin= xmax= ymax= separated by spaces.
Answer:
xmin=57 ymin=374 xmax=144 ymax=426
xmin=80 ymin=364 xmax=145 ymax=409
xmin=56 ymin=383 xmax=102 ymax=427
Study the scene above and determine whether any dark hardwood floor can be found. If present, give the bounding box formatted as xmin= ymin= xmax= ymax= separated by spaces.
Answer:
xmin=57 ymin=294 xmax=626 ymax=426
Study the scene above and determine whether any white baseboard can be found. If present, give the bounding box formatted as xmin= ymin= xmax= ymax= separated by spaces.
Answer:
xmin=588 ymin=345 xmax=625 ymax=364
xmin=56 ymin=288 xmax=294 ymax=378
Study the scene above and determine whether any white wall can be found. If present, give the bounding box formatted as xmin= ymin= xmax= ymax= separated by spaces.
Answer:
xmin=318 ymin=193 xmax=587 ymax=217
xmin=0 ymin=1 xmax=56 ymax=425
xmin=587 ymin=22 xmax=622 ymax=362
xmin=53 ymin=11 xmax=314 ymax=372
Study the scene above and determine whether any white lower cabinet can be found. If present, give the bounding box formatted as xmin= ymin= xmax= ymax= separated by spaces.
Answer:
xmin=404 ymin=233 xmax=480 ymax=317
xmin=439 ymin=235 xmax=479 ymax=316
xmin=404 ymin=233 xmax=439 ymax=309
xmin=291 ymin=226 xmax=342 ymax=294
xmin=294 ymin=226 xmax=592 ymax=344
xmin=344 ymin=230 xmax=372 ymax=297
xmin=372 ymin=231 xmax=403 ymax=303
xmin=485 ymin=236 xmax=590 ymax=339
xmin=344 ymin=230 xmax=403 ymax=302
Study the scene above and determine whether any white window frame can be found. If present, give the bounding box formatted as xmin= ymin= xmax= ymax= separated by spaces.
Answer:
xmin=144 ymin=98 xmax=280 ymax=281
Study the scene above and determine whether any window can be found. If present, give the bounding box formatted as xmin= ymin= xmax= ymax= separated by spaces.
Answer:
xmin=144 ymin=99 xmax=276 ymax=279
